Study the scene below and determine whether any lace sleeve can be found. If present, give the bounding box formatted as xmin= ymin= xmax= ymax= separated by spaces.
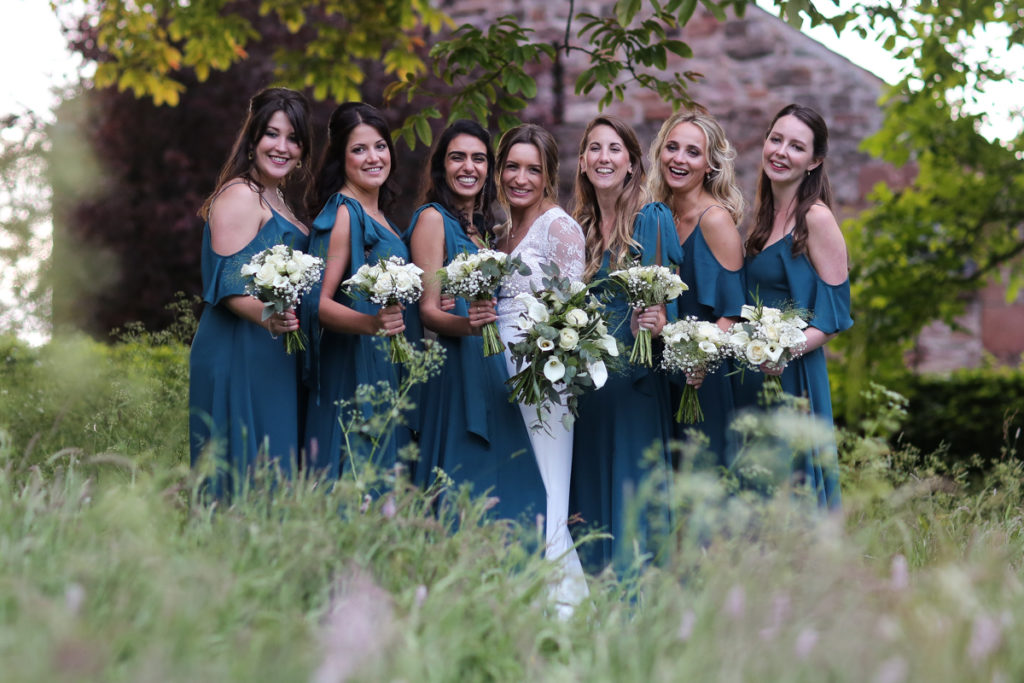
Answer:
xmin=546 ymin=214 xmax=586 ymax=282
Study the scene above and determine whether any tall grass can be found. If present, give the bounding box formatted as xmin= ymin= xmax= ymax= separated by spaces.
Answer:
xmin=2 ymin=333 xmax=1024 ymax=681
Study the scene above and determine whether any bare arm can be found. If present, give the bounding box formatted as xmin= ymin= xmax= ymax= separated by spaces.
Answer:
xmin=410 ymin=208 xmax=493 ymax=337
xmin=317 ymin=204 xmax=405 ymax=337
xmin=209 ymin=182 xmax=298 ymax=336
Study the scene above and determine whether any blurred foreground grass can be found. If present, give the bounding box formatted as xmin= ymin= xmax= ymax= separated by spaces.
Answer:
xmin=2 ymin=333 xmax=1024 ymax=681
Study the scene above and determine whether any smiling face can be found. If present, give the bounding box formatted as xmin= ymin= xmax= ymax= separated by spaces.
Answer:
xmin=581 ymin=124 xmax=632 ymax=193
xmin=252 ymin=110 xmax=301 ymax=185
xmin=659 ymin=122 xmax=709 ymax=194
xmin=762 ymin=114 xmax=821 ymax=185
xmin=500 ymin=142 xmax=545 ymax=211
xmin=444 ymin=133 xmax=489 ymax=207
xmin=343 ymin=123 xmax=391 ymax=194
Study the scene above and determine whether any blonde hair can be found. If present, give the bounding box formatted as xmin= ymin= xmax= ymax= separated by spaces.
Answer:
xmin=647 ymin=109 xmax=745 ymax=225
xmin=494 ymin=124 xmax=559 ymax=238
xmin=572 ymin=116 xmax=649 ymax=282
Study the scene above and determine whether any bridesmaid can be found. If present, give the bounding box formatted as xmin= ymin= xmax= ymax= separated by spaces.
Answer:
xmin=648 ymin=109 xmax=746 ymax=467
xmin=739 ymin=103 xmax=852 ymax=509
xmin=302 ymin=102 xmax=411 ymax=480
xmin=568 ymin=115 xmax=679 ymax=575
xmin=407 ymin=119 xmax=544 ymax=520
xmin=493 ymin=124 xmax=588 ymax=616
xmin=189 ymin=87 xmax=313 ymax=498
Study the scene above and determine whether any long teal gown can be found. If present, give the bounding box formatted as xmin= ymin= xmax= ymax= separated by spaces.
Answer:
xmin=735 ymin=232 xmax=853 ymax=509
xmin=407 ymin=203 xmax=545 ymax=521
xmin=569 ymin=202 xmax=680 ymax=575
xmin=189 ymin=208 xmax=309 ymax=499
xmin=302 ymin=194 xmax=413 ymax=479
xmin=672 ymin=207 xmax=747 ymax=467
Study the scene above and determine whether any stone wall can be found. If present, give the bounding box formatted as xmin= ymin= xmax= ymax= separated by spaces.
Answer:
xmin=441 ymin=0 xmax=1024 ymax=371
xmin=446 ymin=2 xmax=886 ymax=213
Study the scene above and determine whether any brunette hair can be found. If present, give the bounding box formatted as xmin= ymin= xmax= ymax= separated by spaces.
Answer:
xmin=647 ymin=108 xmax=744 ymax=226
xmin=312 ymin=102 xmax=398 ymax=215
xmin=420 ymin=119 xmax=497 ymax=241
xmin=494 ymin=123 xmax=559 ymax=238
xmin=572 ymin=116 xmax=648 ymax=281
xmin=199 ymin=87 xmax=313 ymax=220
xmin=745 ymin=103 xmax=833 ymax=257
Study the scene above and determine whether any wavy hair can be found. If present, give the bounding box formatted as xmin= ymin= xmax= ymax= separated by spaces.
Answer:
xmin=312 ymin=102 xmax=398 ymax=215
xmin=746 ymin=103 xmax=833 ymax=257
xmin=199 ymin=87 xmax=313 ymax=220
xmin=572 ymin=116 xmax=649 ymax=281
xmin=494 ymin=123 xmax=559 ymax=238
xmin=647 ymin=109 xmax=744 ymax=226
xmin=419 ymin=119 xmax=498 ymax=242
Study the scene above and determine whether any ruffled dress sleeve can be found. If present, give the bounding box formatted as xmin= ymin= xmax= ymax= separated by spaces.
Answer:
xmin=691 ymin=226 xmax=747 ymax=320
xmin=781 ymin=245 xmax=854 ymax=335
xmin=200 ymin=223 xmax=254 ymax=307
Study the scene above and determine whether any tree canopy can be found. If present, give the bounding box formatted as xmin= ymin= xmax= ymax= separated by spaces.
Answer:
xmin=30 ymin=0 xmax=1024 ymax=384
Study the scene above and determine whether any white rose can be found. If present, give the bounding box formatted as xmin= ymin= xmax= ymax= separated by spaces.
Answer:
xmin=779 ymin=327 xmax=807 ymax=348
xmin=272 ymin=273 xmax=290 ymax=290
xmin=565 ymin=308 xmax=588 ymax=327
xmin=745 ymin=339 xmax=769 ymax=365
xmin=543 ymin=357 xmax=566 ymax=383
xmin=393 ymin=270 xmax=415 ymax=292
xmin=761 ymin=307 xmax=782 ymax=324
xmin=587 ymin=360 xmax=608 ymax=389
xmin=695 ymin=321 xmax=720 ymax=340
xmin=558 ymin=328 xmax=579 ymax=351
xmin=255 ymin=262 xmax=279 ymax=287
xmin=537 ymin=338 xmax=555 ymax=352
xmin=729 ymin=329 xmax=751 ymax=347
xmin=762 ymin=323 xmax=780 ymax=342
xmin=569 ymin=280 xmax=587 ymax=295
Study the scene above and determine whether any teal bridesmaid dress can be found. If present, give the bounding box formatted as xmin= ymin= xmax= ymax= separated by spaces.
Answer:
xmin=569 ymin=202 xmax=680 ymax=575
xmin=302 ymin=194 xmax=413 ymax=479
xmin=406 ymin=203 xmax=544 ymax=522
xmin=736 ymin=232 xmax=853 ymax=509
xmin=672 ymin=208 xmax=747 ymax=467
xmin=189 ymin=209 xmax=309 ymax=499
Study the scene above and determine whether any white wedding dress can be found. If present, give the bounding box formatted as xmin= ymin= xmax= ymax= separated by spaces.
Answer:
xmin=496 ymin=206 xmax=589 ymax=618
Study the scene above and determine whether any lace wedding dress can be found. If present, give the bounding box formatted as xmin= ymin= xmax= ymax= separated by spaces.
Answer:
xmin=496 ymin=206 xmax=589 ymax=617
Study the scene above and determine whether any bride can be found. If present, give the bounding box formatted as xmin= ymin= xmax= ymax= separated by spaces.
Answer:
xmin=493 ymin=124 xmax=588 ymax=617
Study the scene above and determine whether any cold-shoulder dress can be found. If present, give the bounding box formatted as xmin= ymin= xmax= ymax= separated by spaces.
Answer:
xmin=189 ymin=209 xmax=309 ymax=498
xmin=408 ymin=203 xmax=544 ymax=522
xmin=737 ymin=232 xmax=853 ymax=508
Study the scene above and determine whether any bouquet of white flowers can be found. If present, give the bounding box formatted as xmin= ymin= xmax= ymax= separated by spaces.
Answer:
xmin=343 ymin=255 xmax=424 ymax=363
xmin=240 ymin=244 xmax=324 ymax=354
xmin=728 ymin=301 xmax=809 ymax=395
xmin=437 ymin=248 xmax=531 ymax=356
xmin=608 ymin=264 xmax=688 ymax=367
xmin=660 ymin=316 xmax=732 ymax=423
xmin=506 ymin=262 xmax=619 ymax=431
